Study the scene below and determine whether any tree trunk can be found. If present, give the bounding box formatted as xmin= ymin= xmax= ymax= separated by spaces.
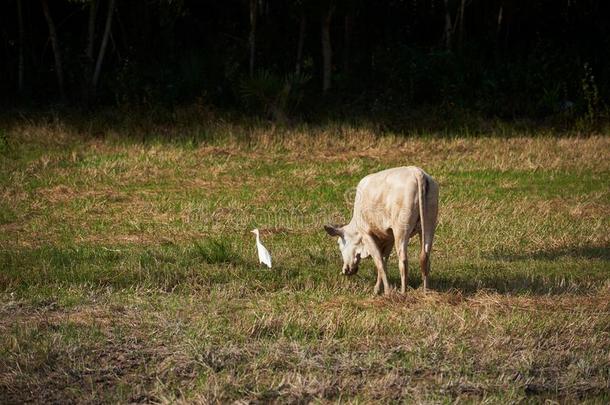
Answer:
xmin=86 ymin=0 xmax=97 ymax=61
xmin=494 ymin=4 xmax=503 ymax=59
xmin=295 ymin=14 xmax=306 ymax=75
xmin=41 ymin=0 xmax=65 ymax=102
xmin=17 ymin=0 xmax=24 ymax=95
xmin=497 ymin=5 xmax=503 ymax=35
xmin=321 ymin=5 xmax=334 ymax=93
xmin=343 ymin=13 xmax=353 ymax=74
xmin=249 ymin=0 xmax=257 ymax=77
xmin=83 ymin=0 xmax=97 ymax=103
xmin=457 ymin=0 xmax=466 ymax=51
xmin=92 ymin=0 xmax=115 ymax=94
xmin=443 ymin=0 xmax=452 ymax=51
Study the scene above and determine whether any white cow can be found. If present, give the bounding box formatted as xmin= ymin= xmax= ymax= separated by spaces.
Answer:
xmin=324 ymin=166 xmax=439 ymax=295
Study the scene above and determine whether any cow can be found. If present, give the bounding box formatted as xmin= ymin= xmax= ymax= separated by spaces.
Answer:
xmin=324 ymin=166 xmax=439 ymax=295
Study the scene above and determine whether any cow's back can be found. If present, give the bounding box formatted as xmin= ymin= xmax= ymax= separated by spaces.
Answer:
xmin=354 ymin=166 xmax=425 ymax=234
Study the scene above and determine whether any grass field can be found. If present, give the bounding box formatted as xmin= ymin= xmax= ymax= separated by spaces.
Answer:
xmin=1 ymin=113 xmax=609 ymax=403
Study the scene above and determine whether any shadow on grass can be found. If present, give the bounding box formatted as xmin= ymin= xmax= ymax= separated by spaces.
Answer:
xmin=427 ymin=273 xmax=598 ymax=295
xmin=2 ymin=105 xmax=593 ymax=148
xmin=381 ymin=245 xmax=610 ymax=295
xmin=379 ymin=273 xmax=582 ymax=296
xmin=486 ymin=245 xmax=610 ymax=262
xmin=3 ymin=241 xmax=607 ymax=296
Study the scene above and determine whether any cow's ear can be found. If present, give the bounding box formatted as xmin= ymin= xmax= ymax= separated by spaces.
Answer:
xmin=324 ymin=224 xmax=344 ymax=237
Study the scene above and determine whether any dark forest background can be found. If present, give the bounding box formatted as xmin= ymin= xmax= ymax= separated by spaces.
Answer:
xmin=2 ymin=0 xmax=609 ymax=126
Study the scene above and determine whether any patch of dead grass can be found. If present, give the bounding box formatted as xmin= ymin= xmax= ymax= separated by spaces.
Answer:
xmin=1 ymin=288 xmax=609 ymax=403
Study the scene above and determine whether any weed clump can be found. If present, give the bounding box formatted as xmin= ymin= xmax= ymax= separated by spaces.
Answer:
xmin=194 ymin=238 xmax=237 ymax=265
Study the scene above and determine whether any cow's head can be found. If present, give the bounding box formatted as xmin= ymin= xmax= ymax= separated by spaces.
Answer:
xmin=324 ymin=224 xmax=369 ymax=275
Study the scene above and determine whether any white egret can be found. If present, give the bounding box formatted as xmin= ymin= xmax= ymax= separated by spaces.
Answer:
xmin=251 ymin=229 xmax=272 ymax=268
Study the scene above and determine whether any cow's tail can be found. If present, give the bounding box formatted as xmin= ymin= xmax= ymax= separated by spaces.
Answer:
xmin=416 ymin=169 xmax=429 ymax=255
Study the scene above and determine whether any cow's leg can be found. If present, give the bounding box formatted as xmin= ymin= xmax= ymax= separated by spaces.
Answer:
xmin=380 ymin=257 xmax=390 ymax=295
xmin=394 ymin=236 xmax=408 ymax=294
xmin=374 ymin=260 xmax=382 ymax=295
xmin=374 ymin=277 xmax=381 ymax=295
xmin=362 ymin=234 xmax=389 ymax=295
xmin=419 ymin=234 xmax=430 ymax=291
xmin=373 ymin=254 xmax=389 ymax=295
xmin=419 ymin=181 xmax=438 ymax=292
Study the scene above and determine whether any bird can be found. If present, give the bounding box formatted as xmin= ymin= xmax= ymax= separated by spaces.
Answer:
xmin=251 ymin=228 xmax=272 ymax=268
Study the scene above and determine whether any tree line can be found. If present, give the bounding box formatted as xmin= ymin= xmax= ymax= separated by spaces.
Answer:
xmin=1 ymin=0 xmax=608 ymax=121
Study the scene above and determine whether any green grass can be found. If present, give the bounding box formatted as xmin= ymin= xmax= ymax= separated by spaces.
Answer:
xmin=0 ymin=113 xmax=609 ymax=403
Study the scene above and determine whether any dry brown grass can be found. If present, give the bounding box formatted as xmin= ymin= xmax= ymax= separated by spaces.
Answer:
xmin=2 ymin=287 xmax=609 ymax=403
